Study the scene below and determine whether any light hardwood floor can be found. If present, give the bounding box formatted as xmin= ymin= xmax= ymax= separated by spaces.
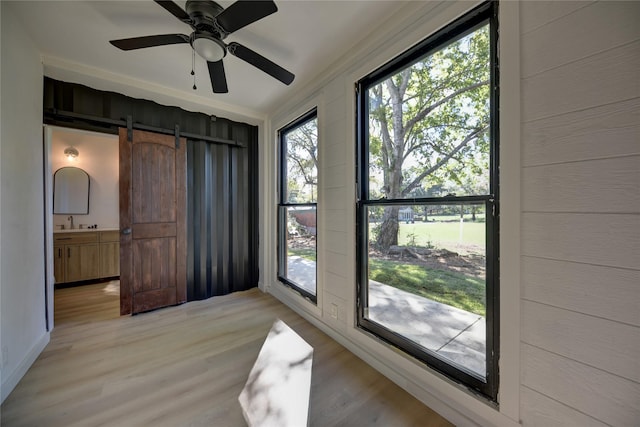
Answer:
xmin=1 ymin=282 xmax=452 ymax=426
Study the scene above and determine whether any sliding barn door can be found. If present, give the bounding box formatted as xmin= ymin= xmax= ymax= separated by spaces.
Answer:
xmin=119 ymin=128 xmax=187 ymax=315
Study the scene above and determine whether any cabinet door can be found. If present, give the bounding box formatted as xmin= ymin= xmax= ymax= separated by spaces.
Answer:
xmin=65 ymin=244 xmax=100 ymax=282
xmin=100 ymin=241 xmax=120 ymax=278
xmin=53 ymin=245 xmax=65 ymax=283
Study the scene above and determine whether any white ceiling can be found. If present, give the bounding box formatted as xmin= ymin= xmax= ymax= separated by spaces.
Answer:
xmin=7 ymin=0 xmax=409 ymax=122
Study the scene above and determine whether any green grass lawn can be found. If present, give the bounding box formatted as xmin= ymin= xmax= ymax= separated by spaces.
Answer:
xmin=386 ymin=219 xmax=486 ymax=249
xmin=288 ymin=246 xmax=485 ymax=316
xmin=369 ymin=258 xmax=485 ymax=316
xmin=288 ymin=247 xmax=317 ymax=262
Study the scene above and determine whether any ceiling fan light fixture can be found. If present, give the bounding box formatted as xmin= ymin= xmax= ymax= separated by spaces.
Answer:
xmin=192 ymin=34 xmax=226 ymax=62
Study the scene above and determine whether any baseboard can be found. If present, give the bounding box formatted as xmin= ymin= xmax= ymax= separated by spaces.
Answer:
xmin=1 ymin=331 xmax=50 ymax=403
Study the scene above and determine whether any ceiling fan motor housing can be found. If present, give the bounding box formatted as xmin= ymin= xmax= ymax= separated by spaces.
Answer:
xmin=186 ymin=0 xmax=227 ymax=38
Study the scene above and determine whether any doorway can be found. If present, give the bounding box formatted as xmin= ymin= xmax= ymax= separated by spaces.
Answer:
xmin=44 ymin=125 xmax=120 ymax=328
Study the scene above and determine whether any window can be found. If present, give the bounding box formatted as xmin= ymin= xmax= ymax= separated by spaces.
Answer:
xmin=356 ymin=2 xmax=498 ymax=399
xmin=278 ymin=109 xmax=318 ymax=302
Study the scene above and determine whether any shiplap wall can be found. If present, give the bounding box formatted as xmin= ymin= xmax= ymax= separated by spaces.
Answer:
xmin=519 ymin=1 xmax=640 ymax=425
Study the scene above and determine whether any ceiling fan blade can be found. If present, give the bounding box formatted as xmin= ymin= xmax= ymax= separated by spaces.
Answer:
xmin=215 ymin=0 xmax=278 ymax=34
xmin=228 ymin=42 xmax=294 ymax=85
xmin=207 ymin=60 xmax=229 ymax=93
xmin=110 ymin=34 xmax=189 ymax=51
xmin=154 ymin=0 xmax=192 ymax=24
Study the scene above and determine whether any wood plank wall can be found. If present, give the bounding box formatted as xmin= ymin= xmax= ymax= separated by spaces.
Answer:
xmin=519 ymin=1 xmax=640 ymax=425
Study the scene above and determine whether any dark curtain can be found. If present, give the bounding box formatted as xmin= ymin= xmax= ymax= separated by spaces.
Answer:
xmin=43 ymin=77 xmax=259 ymax=300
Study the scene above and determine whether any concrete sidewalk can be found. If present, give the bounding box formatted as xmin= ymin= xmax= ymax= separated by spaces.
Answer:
xmin=285 ymin=256 xmax=486 ymax=377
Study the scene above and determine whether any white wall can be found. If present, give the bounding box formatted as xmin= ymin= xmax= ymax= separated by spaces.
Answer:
xmin=519 ymin=1 xmax=640 ymax=425
xmin=50 ymin=128 xmax=119 ymax=230
xmin=263 ymin=2 xmax=520 ymax=426
xmin=0 ymin=3 xmax=49 ymax=402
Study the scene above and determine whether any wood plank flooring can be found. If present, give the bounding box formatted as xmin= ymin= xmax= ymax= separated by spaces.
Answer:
xmin=1 ymin=283 xmax=452 ymax=427
xmin=54 ymin=281 xmax=121 ymax=324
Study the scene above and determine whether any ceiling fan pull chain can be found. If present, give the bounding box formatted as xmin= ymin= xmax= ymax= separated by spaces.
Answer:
xmin=191 ymin=48 xmax=197 ymax=90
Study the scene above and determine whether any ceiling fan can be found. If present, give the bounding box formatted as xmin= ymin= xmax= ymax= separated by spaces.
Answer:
xmin=109 ymin=0 xmax=295 ymax=94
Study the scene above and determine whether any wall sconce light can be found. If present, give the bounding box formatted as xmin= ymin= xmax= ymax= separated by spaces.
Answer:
xmin=64 ymin=147 xmax=79 ymax=161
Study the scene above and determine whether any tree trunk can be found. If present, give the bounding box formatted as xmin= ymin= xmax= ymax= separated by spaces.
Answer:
xmin=375 ymin=206 xmax=400 ymax=250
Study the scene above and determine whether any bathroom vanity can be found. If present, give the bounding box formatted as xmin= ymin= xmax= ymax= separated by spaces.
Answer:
xmin=53 ymin=229 xmax=120 ymax=284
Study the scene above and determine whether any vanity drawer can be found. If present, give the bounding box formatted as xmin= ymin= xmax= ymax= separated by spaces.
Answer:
xmin=54 ymin=232 xmax=98 ymax=245
xmin=99 ymin=230 xmax=120 ymax=242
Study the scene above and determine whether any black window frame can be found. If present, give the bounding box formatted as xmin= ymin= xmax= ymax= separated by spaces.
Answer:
xmin=355 ymin=1 xmax=499 ymax=401
xmin=277 ymin=108 xmax=319 ymax=304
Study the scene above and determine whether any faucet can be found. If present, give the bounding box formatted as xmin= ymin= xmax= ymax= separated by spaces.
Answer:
xmin=68 ymin=216 xmax=74 ymax=230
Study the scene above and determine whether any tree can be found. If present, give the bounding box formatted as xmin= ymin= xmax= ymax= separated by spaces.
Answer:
xmin=368 ymin=26 xmax=490 ymax=249
xmin=285 ymin=118 xmax=318 ymax=203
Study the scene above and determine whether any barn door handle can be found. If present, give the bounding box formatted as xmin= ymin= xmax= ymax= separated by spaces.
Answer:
xmin=121 ymin=227 xmax=132 ymax=235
